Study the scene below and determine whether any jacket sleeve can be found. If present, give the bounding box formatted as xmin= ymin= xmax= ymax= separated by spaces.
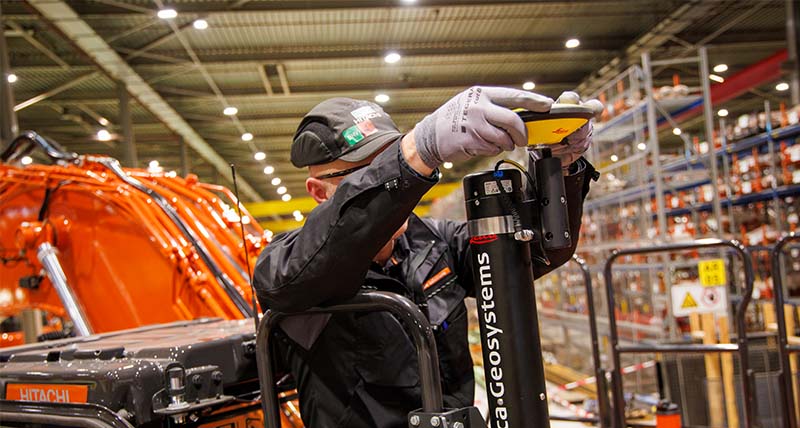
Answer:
xmin=253 ymin=140 xmax=438 ymax=312
xmin=427 ymin=157 xmax=597 ymax=295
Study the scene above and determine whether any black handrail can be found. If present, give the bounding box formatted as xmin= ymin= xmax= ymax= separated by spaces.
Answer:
xmin=571 ymin=254 xmax=609 ymax=428
xmin=255 ymin=291 xmax=443 ymax=428
xmin=771 ymin=233 xmax=800 ymax=428
xmin=602 ymin=239 xmax=756 ymax=428
xmin=0 ymin=131 xmax=78 ymax=164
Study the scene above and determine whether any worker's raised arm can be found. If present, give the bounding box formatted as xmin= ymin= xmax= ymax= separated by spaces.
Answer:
xmin=253 ymin=139 xmax=435 ymax=313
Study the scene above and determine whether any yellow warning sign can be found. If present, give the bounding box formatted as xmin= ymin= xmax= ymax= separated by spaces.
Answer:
xmin=681 ymin=292 xmax=698 ymax=309
xmin=698 ymin=259 xmax=726 ymax=287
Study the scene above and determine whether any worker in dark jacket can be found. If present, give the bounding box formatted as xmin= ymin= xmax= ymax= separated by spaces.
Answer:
xmin=253 ymin=86 xmax=599 ymax=428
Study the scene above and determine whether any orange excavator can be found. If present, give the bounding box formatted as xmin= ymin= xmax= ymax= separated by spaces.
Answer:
xmin=0 ymin=131 xmax=303 ymax=427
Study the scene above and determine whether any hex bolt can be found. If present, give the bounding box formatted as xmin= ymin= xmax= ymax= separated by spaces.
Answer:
xmin=453 ymin=423 xmax=464 ymax=428
xmin=560 ymin=196 xmax=566 ymax=204
xmin=409 ymin=415 xmax=420 ymax=426
xmin=540 ymin=392 xmax=546 ymax=400
xmin=430 ymin=416 xmax=441 ymax=427
xmin=564 ymin=231 xmax=570 ymax=238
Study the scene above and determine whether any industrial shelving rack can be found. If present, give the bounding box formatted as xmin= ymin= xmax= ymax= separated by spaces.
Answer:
xmin=536 ymin=47 xmax=800 ymax=423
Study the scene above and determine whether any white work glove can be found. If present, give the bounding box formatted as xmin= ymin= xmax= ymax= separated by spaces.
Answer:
xmin=532 ymin=91 xmax=604 ymax=169
xmin=413 ymin=86 xmax=554 ymax=168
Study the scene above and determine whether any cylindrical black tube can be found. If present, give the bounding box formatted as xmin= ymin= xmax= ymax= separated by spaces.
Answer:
xmin=534 ymin=152 xmax=571 ymax=250
xmin=464 ymin=169 xmax=550 ymax=428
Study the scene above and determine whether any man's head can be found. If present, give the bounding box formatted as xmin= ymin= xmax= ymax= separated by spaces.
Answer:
xmin=290 ymin=97 xmax=403 ymax=203
xmin=290 ymin=98 xmax=406 ymax=263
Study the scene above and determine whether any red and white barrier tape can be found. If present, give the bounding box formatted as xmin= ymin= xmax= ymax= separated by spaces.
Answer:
xmin=557 ymin=360 xmax=656 ymax=391
xmin=546 ymin=388 xmax=596 ymax=419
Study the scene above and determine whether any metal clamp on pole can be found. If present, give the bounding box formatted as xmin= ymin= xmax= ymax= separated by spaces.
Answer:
xmin=771 ymin=233 xmax=800 ymax=428
xmin=602 ymin=239 xmax=756 ymax=428
xmin=255 ymin=291 xmax=449 ymax=428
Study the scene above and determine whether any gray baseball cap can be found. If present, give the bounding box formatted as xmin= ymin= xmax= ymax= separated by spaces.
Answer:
xmin=290 ymin=98 xmax=403 ymax=168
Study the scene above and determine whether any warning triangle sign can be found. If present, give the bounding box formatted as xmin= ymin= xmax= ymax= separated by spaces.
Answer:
xmin=681 ymin=292 xmax=698 ymax=309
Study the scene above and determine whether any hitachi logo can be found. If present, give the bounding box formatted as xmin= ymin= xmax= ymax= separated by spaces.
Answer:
xmin=477 ymin=252 xmax=509 ymax=427
xmin=17 ymin=387 xmax=71 ymax=402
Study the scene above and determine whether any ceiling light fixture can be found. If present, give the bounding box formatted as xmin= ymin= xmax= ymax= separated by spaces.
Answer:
xmin=709 ymin=74 xmax=724 ymax=83
xmin=443 ymin=162 xmax=453 ymax=169
xmin=281 ymin=194 xmax=292 ymax=202
xmin=637 ymin=142 xmax=647 ymax=151
xmin=777 ymin=82 xmax=790 ymax=91
xmin=98 ymin=117 xmax=109 ymax=126
xmin=374 ymin=93 xmax=390 ymax=104
xmin=565 ymin=38 xmax=580 ymax=49
xmin=263 ymin=165 xmax=275 ymax=175
xmin=277 ymin=186 xmax=287 ymax=195
xmin=384 ymin=52 xmax=402 ymax=64
xmin=271 ymin=177 xmax=281 ymax=186
xmin=610 ymin=154 xmax=619 ymax=162
xmin=254 ymin=151 xmax=266 ymax=161
xmin=241 ymin=132 xmax=253 ymax=141
xmin=718 ymin=109 xmax=729 ymax=117
xmin=713 ymin=64 xmax=728 ymax=73
xmin=7 ymin=74 xmax=17 ymax=83
xmin=157 ymin=8 xmax=177 ymax=19
xmin=223 ymin=106 xmax=238 ymax=116
xmin=672 ymin=128 xmax=682 ymax=136
xmin=522 ymin=81 xmax=535 ymax=90
xmin=149 ymin=160 xmax=160 ymax=169
xmin=193 ymin=19 xmax=208 ymax=30
xmin=97 ymin=129 xmax=112 ymax=141
xmin=20 ymin=156 xmax=32 ymax=165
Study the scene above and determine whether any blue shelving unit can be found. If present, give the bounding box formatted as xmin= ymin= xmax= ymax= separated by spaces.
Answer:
xmin=587 ymin=124 xmax=800 ymax=211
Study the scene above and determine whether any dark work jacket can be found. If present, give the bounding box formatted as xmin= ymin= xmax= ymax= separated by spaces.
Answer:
xmin=253 ymin=140 xmax=596 ymax=428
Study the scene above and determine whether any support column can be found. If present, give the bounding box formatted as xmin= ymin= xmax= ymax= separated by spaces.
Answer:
xmin=0 ymin=3 xmax=18 ymax=149
xmin=180 ymin=138 xmax=190 ymax=176
xmin=787 ymin=0 xmax=800 ymax=105
xmin=699 ymin=47 xmax=724 ymax=238
xmin=118 ymin=81 xmax=137 ymax=167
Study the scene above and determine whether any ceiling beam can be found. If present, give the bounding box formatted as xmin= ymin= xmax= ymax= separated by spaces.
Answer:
xmin=130 ymin=38 xmax=623 ymax=65
xmin=26 ymin=0 xmax=263 ymax=201
xmin=62 ymin=0 xmax=664 ymax=16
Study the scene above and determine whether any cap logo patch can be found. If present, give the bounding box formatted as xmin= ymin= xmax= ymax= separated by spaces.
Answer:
xmin=343 ymin=125 xmax=365 ymax=146
xmin=350 ymin=105 xmax=381 ymax=124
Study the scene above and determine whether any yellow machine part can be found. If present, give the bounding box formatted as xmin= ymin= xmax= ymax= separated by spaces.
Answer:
xmin=524 ymin=117 xmax=590 ymax=146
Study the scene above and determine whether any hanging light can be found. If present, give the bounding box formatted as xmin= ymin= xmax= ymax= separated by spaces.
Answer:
xmin=277 ymin=186 xmax=287 ymax=195
xmin=709 ymin=74 xmax=724 ymax=83
xmin=157 ymin=8 xmax=178 ymax=19
xmin=522 ymin=81 xmax=535 ymax=90
xmin=254 ymin=151 xmax=266 ymax=161
xmin=241 ymin=132 xmax=253 ymax=141
xmin=263 ymin=165 xmax=275 ymax=175
xmin=281 ymin=194 xmax=292 ymax=202
xmin=718 ymin=109 xmax=729 ymax=117
xmin=271 ymin=177 xmax=281 ymax=186
xmin=374 ymin=93 xmax=390 ymax=104
xmin=776 ymin=82 xmax=790 ymax=91
xmin=97 ymin=129 xmax=112 ymax=141
xmin=443 ymin=162 xmax=453 ymax=169
xmin=610 ymin=154 xmax=619 ymax=162
xmin=565 ymin=38 xmax=580 ymax=49
xmin=7 ymin=74 xmax=17 ymax=83
xmin=384 ymin=52 xmax=402 ymax=64
xmin=193 ymin=19 xmax=208 ymax=30
xmin=637 ymin=142 xmax=647 ymax=151
xmin=223 ymin=106 xmax=238 ymax=116
xmin=713 ymin=64 xmax=728 ymax=73
xmin=20 ymin=156 xmax=32 ymax=165
xmin=672 ymin=128 xmax=682 ymax=136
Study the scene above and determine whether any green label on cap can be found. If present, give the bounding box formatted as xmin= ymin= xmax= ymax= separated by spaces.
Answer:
xmin=343 ymin=125 xmax=364 ymax=146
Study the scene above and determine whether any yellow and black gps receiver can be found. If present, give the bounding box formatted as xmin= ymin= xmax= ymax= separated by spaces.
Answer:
xmin=516 ymin=104 xmax=595 ymax=146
